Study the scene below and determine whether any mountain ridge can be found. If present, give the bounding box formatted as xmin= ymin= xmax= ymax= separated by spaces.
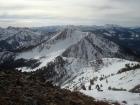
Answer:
xmin=0 ymin=25 xmax=140 ymax=104
xmin=0 ymin=26 xmax=50 ymax=51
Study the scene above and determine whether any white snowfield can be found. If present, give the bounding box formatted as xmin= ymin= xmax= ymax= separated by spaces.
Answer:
xmin=81 ymin=90 xmax=140 ymax=105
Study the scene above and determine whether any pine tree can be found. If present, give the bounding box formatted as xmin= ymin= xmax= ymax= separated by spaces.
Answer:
xmin=100 ymin=84 xmax=103 ymax=87
xmin=82 ymin=85 xmax=86 ymax=90
xmin=89 ymin=85 xmax=91 ymax=90
xmin=106 ymin=79 xmax=108 ymax=83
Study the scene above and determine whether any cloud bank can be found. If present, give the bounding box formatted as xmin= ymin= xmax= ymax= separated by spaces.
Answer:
xmin=0 ymin=0 xmax=139 ymax=27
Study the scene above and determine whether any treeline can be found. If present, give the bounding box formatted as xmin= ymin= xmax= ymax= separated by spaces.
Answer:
xmin=117 ymin=63 xmax=140 ymax=74
xmin=108 ymin=86 xmax=127 ymax=91
xmin=0 ymin=58 xmax=40 ymax=70
xmin=34 ymin=62 xmax=56 ymax=78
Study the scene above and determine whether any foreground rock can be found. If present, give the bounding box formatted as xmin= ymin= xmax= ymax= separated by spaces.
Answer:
xmin=0 ymin=69 xmax=118 ymax=105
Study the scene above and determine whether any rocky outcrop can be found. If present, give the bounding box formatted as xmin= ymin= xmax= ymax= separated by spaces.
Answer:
xmin=0 ymin=69 xmax=114 ymax=105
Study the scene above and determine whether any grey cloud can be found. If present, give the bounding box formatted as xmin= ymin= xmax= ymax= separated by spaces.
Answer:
xmin=0 ymin=20 xmax=15 ymax=22
xmin=0 ymin=0 xmax=140 ymax=27
xmin=109 ymin=0 xmax=140 ymax=2
xmin=93 ymin=5 xmax=115 ymax=10
xmin=108 ymin=0 xmax=140 ymax=6
xmin=24 ymin=0 xmax=54 ymax=1
xmin=0 ymin=14 xmax=92 ymax=21
xmin=0 ymin=14 xmax=55 ymax=19
xmin=0 ymin=5 xmax=31 ymax=10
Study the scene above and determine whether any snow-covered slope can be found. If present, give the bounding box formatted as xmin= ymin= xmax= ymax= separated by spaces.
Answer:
xmin=0 ymin=51 xmax=16 ymax=64
xmin=62 ymin=58 xmax=140 ymax=91
xmin=78 ymin=58 xmax=140 ymax=105
xmin=32 ymin=56 xmax=140 ymax=104
xmin=32 ymin=56 xmax=140 ymax=89
xmin=59 ymin=58 xmax=140 ymax=105
xmin=14 ymin=26 xmax=88 ymax=71
xmin=62 ymin=32 xmax=136 ymax=61
xmin=76 ymin=24 xmax=140 ymax=56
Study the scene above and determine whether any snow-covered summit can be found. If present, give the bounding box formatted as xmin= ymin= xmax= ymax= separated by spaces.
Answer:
xmin=15 ymin=26 xmax=88 ymax=65
xmin=104 ymin=24 xmax=122 ymax=28
xmin=0 ymin=26 xmax=48 ymax=50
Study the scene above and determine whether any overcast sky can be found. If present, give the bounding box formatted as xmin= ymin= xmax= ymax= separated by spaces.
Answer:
xmin=0 ymin=0 xmax=140 ymax=27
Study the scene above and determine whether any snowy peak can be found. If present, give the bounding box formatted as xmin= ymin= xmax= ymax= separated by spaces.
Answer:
xmin=0 ymin=26 xmax=48 ymax=50
xmin=62 ymin=32 xmax=136 ymax=61
xmin=104 ymin=24 xmax=122 ymax=29
xmin=76 ymin=25 xmax=140 ymax=56
xmin=53 ymin=25 xmax=82 ymax=40
xmin=7 ymin=26 xmax=38 ymax=33
xmin=13 ymin=26 xmax=88 ymax=70
xmin=65 ymin=25 xmax=78 ymax=30
xmin=6 ymin=31 xmax=41 ymax=41
xmin=37 ymin=26 xmax=87 ymax=53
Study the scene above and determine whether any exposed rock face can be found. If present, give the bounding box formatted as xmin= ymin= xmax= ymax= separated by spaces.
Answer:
xmin=129 ymin=84 xmax=140 ymax=93
xmin=0 ymin=69 xmax=114 ymax=105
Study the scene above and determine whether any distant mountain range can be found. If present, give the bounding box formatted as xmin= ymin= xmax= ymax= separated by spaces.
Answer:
xmin=0 ymin=26 xmax=51 ymax=51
